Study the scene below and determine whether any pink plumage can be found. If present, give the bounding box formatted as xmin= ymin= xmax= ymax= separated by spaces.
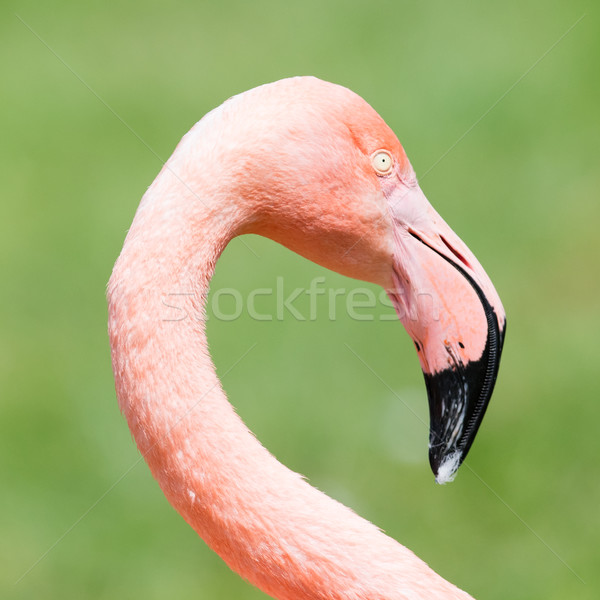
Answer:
xmin=108 ymin=77 xmax=505 ymax=599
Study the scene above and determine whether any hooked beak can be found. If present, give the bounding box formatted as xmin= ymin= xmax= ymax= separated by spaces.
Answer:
xmin=382 ymin=179 xmax=506 ymax=483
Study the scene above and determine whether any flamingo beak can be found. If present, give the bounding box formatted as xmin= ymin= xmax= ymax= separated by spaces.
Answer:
xmin=382 ymin=179 xmax=506 ymax=483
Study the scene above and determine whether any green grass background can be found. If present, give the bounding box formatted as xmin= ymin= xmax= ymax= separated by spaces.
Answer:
xmin=2 ymin=1 xmax=599 ymax=598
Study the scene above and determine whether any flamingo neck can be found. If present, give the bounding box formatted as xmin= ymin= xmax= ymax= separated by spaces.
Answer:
xmin=107 ymin=150 xmax=473 ymax=600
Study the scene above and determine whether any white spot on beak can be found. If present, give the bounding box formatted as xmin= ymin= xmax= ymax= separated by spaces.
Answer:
xmin=435 ymin=451 xmax=462 ymax=485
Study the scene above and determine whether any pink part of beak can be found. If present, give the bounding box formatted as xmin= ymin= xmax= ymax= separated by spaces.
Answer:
xmin=382 ymin=177 xmax=506 ymax=483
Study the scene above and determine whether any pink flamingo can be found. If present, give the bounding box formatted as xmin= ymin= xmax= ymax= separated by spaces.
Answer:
xmin=108 ymin=77 xmax=505 ymax=599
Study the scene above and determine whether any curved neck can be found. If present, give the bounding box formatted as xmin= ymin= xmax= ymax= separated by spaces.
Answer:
xmin=108 ymin=154 xmax=473 ymax=600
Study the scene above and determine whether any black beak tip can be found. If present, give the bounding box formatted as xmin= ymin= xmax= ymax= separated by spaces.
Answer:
xmin=424 ymin=315 xmax=504 ymax=485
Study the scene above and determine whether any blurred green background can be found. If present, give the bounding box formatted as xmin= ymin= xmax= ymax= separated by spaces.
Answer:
xmin=1 ymin=1 xmax=598 ymax=598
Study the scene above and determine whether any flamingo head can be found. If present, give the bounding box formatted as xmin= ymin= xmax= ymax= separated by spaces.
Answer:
xmin=216 ymin=77 xmax=506 ymax=482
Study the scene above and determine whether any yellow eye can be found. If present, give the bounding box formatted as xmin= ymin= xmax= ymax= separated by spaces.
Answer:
xmin=371 ymin=150 xmax=393 ymax=175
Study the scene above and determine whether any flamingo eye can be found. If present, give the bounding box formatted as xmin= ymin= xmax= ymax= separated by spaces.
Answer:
xmin=371 ymin=150 xmax=393 ymax=175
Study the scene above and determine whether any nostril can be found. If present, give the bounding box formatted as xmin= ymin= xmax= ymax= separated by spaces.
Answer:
xmin=408 ymin=229 xmax=424 ymax=244
xmin=440 ymin=235 xmax=472 ymax=270
xmin=409 ymin=229 xmax=472 ymax=270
